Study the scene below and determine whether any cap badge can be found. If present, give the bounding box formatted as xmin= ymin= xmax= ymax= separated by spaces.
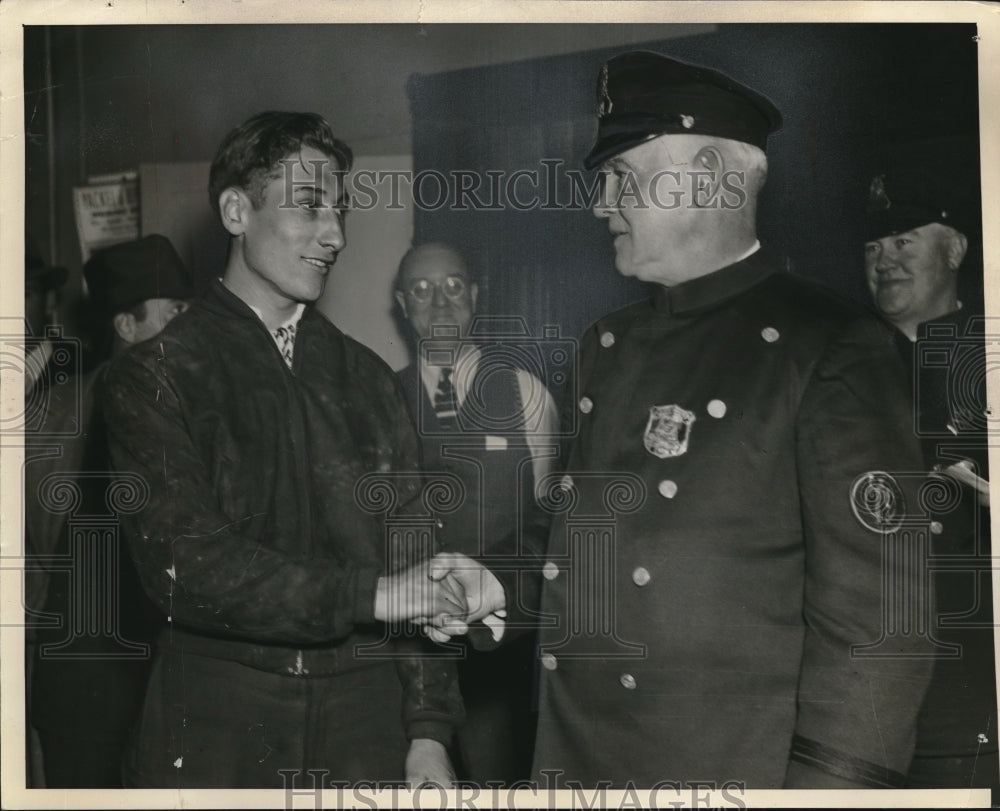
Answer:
xmin=680 ymin=114 xmax=695 ymax=129
xmin=644 ymin=404 xmax=696 ymax=459
xmin=868 ymin=174 xmax=892 ymax=212
xmin=598 ymin=63 xmax=614 ymax=117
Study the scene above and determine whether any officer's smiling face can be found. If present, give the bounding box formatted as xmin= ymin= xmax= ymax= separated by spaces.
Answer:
xmin=593 ymin=135 xmax=717 ymax=287
xmin=864 ymin=223 xmax=963 ymax=331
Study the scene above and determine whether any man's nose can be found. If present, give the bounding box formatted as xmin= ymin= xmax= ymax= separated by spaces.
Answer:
xmin=431 ymin=282 xmax=449 ymax=306
xmin=319 ymin=209 xmax=346 ymax=252
xmin=875 ymin=246 xmax=897 ymax=272
xmin=593 ymin=172 xmax=615 ymax=219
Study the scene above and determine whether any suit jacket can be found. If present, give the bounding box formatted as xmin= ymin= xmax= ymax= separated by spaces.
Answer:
xmin=505 ymin=250 xmax=933 ymax=788
xmin=398 ymin=350 xmax=557 ymax=556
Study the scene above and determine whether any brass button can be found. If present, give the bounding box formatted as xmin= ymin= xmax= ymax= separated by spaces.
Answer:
xmin=657 ymin=479 xmax=678 ymax=499
xmin=632 ymin=567 xmax=651 ymax=587
xmin=707 ymin=399 xmax=727 ymax=419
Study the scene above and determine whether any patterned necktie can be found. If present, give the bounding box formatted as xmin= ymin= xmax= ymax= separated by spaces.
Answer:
xmin=434 ymin=366 xmax=459 ymax=430
xmin=273 ymin=323 xmax=297 ymax=369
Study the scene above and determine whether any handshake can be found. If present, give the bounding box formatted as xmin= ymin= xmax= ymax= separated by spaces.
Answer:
xmin=374 ymin=552 xmax=508 ymax=643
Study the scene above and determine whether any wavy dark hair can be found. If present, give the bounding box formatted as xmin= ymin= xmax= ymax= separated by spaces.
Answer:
xmin=208 ymin=111 xmax=353 ymax=216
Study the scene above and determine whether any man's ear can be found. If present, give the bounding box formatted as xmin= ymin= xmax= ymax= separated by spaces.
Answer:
xmin=946 ymin=230 xmax=969 ymax=271
xmin=218 ymin=187 xmax=249 ymax=237
xmin=469 ymin=282 xmax=479 ymax=311
xmin=112 ymin=311 xmax=137 ymax=345
xmin=394 ymin=289 xmax=409 ymax=319
xmin=691 ymin=145 xmax=725 ymax=208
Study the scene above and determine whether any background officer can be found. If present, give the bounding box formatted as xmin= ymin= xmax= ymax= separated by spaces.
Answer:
xmin=863 ymin=149 xmax=996 ymax=790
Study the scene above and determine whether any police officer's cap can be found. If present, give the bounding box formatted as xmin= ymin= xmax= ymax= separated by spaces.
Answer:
xmin=866 ymin=135 xmax=981 ymax=242
xmin=84 ymin=234 xmax=195 ymax=318
xmin=584 ymin=51 xmax=783 ymax=170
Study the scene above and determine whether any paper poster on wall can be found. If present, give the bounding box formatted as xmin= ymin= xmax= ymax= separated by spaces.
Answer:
xmin=71 ymin=171 xmax=140 ymax=264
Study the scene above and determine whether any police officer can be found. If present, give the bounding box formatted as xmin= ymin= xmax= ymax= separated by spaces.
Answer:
xmin=863 ymin=150 xmax=997 ymax=790
xmin=423 ymin=51 xmax=935 ymax=789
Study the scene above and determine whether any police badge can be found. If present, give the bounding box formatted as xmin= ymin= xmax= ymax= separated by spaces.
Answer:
xmin=643 ymin=405 xmax=696 ymax=459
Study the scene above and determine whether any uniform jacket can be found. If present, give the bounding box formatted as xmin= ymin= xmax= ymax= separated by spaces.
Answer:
xmin=102 ymin=279 xmax=462 ymax=746
xmin=896 ymin=307 xmax=997 ymax=783
xmin=504 ymin=250 xmax=934 ymax=788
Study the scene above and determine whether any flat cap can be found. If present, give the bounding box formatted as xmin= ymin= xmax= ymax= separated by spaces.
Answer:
xmin=585 ymin=51 xmax=783 ymax=170
xmin=84 ymin=234 xmax=194 ymax=317
xmin=865 ymin=136 xmax=982 ymax=241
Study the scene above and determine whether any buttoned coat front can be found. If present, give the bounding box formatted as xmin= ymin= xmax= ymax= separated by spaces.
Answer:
xmin=516 ymin=251 xmax=934 ymax=789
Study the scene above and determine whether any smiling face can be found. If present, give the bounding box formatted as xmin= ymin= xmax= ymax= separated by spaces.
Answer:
xmin=395 ymin=244 xmax=478 ymax=341
xmin=220 ymin=145 xmax=347 ymax=318
xmin=864 ymin=223 xmax=965 ymax=338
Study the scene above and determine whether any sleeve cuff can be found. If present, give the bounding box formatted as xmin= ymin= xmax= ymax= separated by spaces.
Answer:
xmin=406 ymin=720 xmax=455 ymax=747
xmin=353 ymin=566 xmax=382 ymax=625
xmin=786 ymin=735 xmax=907 ymax=788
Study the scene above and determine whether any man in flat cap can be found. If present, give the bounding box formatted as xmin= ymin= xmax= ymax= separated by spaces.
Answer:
xmin=100 ymin=112 xmax=464 ymax=788
xmin=424 ymin=51 xmax=935 ymax=789
xmin=863 ymin=143 xmax=996 ymax=790
xmin=25 ymin=234 xmax=194 ymax=787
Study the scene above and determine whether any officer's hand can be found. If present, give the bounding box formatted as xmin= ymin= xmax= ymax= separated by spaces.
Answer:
xmin=417 ymin=552 xmax=507 ymax=643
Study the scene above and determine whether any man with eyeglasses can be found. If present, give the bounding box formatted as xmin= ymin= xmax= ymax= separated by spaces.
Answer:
xmin=394 ymin=242 xmax=558 ymax=784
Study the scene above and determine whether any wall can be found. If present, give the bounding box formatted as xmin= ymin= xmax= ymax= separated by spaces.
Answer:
xmin=23 ymin=23 xmax=713 ymax=324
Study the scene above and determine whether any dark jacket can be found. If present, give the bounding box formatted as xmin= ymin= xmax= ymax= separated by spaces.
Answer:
xmin=894 ymin=308 xmax=997 ymax=788
xmin=505 ymin=251 xmax=934 ymax=788
xmin=103 ymin=280 xmax=462 ymax=748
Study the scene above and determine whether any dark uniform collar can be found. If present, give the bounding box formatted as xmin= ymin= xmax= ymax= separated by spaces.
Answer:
xmin=652 ymin=246 xmax=779 ymax=316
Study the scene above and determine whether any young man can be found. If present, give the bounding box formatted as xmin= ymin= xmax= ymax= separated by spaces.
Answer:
xmin=103 ymin=112 xmax=462 ymax=788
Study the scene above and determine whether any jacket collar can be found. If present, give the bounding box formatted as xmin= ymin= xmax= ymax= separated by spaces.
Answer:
xmin=204 ymin=277 xmax=314 ymax=325
xmin=651 ymin=246 xmax=779 ymax=317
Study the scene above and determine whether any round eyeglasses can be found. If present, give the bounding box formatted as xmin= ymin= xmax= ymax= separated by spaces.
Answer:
xmin=405 ymin=275 xmax=468 ymax=303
